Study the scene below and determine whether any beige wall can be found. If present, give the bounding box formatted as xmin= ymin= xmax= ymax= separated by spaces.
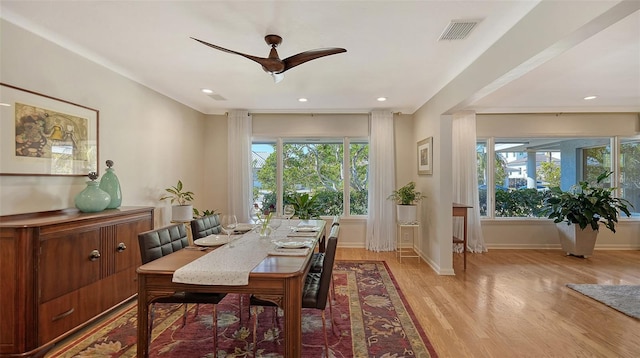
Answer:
xmin=0 ymin=19 xmax=227 ymax=229
xmin=477 ymin=113 xmax=639 ymax=137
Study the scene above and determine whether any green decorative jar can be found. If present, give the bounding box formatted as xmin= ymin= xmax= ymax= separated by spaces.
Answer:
xmin=99 ymin=160 xmax=122 ymax=209
xmin=75 ymin=172 xmax=111 ymax=213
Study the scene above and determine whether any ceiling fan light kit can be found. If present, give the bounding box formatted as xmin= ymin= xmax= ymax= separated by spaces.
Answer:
xmin=191 ymin=34 xmax=346 ymax=83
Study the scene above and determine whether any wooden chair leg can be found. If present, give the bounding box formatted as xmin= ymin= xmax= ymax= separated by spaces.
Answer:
xmin=212 ymin=304 xmax=218 ymax=357
xmin=148 ymin=303 xmax=155 ymax=350
xmin=181 ymin=304 xmax=188 ymax=327
xmin=321 ymin=310 xmax=329 ymax=357
xmin=252 ymin=306 xmax=258 ymax=357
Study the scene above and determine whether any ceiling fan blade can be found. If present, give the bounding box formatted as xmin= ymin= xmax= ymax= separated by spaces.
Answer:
xmin=282 ymin=48 xmax=347 ymax=72
xmin=191 ymin=37 xmax=270 ymax=67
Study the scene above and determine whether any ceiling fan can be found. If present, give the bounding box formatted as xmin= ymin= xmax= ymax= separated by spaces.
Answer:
xmin=191 ymin=34 xmax=346 ymax=83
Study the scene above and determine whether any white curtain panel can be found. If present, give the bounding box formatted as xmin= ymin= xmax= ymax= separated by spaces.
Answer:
xmin=227 ymin=110 xmax=252 ymax=222
xmin=366 ymin=111 xmax=397 ymax=252
xmin=452 ymin=111 xmax=487 ymax=253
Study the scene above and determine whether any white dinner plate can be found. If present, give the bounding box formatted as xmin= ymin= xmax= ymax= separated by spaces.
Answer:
xmin=194 ymin=235 xmax=230 ymax=247
xmin=294 ymin=226 xmax=320 ymax=232
xmin=234 ymin=223 xmax=255 ymax=233
xmin=272 ymin=238 xmax=313 ymax=249
xmin=286 ymin=231 xmax=317 ymax=237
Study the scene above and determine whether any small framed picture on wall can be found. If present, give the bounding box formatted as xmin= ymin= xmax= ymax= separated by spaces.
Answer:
xmin=417 ymin=137 xmax=433 ymax=175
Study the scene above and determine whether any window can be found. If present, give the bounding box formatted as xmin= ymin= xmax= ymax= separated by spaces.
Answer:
xmin=252 ymin=142 xmax=276 ymax=215
xmin=476 ymin=141 xmax=488 ymax=216
xmin=620 ymin=137 xmax=640 ymax=216
xmin=348 ymin=140 xmax=369 ymax=215
xmin=582 ymin=140 xmax=611 ymax=185
xmin=478 ymin=137 xmax=635 ymax=218
xmin=252 ymin=138 xmax=369 ymax=217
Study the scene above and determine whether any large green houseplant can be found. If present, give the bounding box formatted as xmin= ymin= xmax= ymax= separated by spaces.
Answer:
xmin=544 ymin=171 xmax=633 ymax=256
xmin=388 ymin=181 xmax=425 ymax=223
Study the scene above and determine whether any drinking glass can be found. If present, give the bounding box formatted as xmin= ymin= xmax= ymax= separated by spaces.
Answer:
xmin=220 ymin=214 xmax=238 ymax=246
xmin=249 ymin=204 xmax=260 ymax=224
xmin=270 ymin=216 xmax=282 ymax=232
xmin=283 ymin=204 xmax=295 ymax=230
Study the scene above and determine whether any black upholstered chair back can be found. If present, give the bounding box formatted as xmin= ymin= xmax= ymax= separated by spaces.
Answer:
xmin=314 ymin=228 xmax=339 ymax=309
xmin=138 ymin=223 xmax=189 ymax=264
xmin=190 ymin=214 xmax=221 ymax=240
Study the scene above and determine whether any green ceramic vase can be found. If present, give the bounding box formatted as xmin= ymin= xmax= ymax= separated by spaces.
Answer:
xmin=99 ymin=160 xmax=122 ymax=209
xmin=75 ymin=181 xmax=111 ymax=213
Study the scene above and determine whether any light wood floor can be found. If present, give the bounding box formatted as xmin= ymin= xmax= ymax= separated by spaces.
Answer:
xmin=337 ymin=248 xmax=640 ymax=358
xmin=47 ymin=249 xmax=640 ymax=358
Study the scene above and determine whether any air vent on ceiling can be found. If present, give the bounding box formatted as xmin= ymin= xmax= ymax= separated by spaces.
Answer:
xmin=207 ymin=93 xmax=227 ymax=101
xmin=438 ymin=19 xmax=481 ymax=41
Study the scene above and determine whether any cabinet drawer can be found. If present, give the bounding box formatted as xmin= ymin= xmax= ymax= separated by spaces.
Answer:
xmin=38 ymin=284 xmax=101 ymax=344
xmin=39 ymin=229 xmax=102 ymax=302
xmin=38 ymin=267 xmax=137 ymax=344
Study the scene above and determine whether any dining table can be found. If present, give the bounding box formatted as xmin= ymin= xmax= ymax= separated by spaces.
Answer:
xmin=136 ymin=219 xmax=326 ymax=357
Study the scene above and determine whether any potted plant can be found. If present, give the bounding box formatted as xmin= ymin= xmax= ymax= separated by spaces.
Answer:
xmin=544 ymin=171 xmax=633 ymax=257
xmin=160 ymin=180 xmax=195 ymax=222
xmin=286 ymin=192 xmax=320 ymax=220
xmin=388 ymin=181 xmax=425 ymax=223
xmin=193 ymin=208 xmax=217 ymax=218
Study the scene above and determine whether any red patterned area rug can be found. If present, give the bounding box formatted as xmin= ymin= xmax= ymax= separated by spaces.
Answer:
xmin=47 ymin=261 xmax=437 ymax=358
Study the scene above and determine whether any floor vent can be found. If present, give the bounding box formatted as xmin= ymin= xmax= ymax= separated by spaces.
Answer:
xmin=438 ymin=19 xmax=480 ymax=41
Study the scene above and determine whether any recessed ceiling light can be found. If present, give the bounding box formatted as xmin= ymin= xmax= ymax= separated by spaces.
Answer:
xmin=201 ymin=88 xmax=214 ymax=94
xmin=298 ymin=98 xmax=308 ymax=102
xmin=583 ymin=95 xmax=597 ymax=100
xmin=377 ymin=97 xmax=387 ymax=102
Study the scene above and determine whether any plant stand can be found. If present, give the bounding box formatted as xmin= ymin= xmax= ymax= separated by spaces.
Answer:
xmin=556 ymin=223 xmax=599 ymax=258
xmin=396 ymin=222 xmax=420 ymax=263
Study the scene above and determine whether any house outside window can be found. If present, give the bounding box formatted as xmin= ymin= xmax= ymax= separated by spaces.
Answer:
xmin=477 ymin=137 xmax=639 ymax=218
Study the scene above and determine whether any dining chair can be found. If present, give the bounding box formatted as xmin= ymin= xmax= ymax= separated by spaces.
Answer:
xmin=331 ymin=215 xmax=340 ymax=228
xmin=250 ymin=234 xmax=339 ymax=356
xmin=310 ymin=224 xmax=340 ymax=273
xmin=138 ymin=223 xmax=226 ymax=355
xmin=190 ymin=213 xmax=222 ymax=240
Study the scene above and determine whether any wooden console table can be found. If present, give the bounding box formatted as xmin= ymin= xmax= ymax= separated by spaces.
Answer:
xmin=452 ymin=203 xmax=472 ymax=270
xmin=0 ymin=207 xmax=154 ymax=357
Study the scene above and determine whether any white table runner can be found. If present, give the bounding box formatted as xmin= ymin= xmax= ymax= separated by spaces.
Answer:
xmin=172 ymin=220 xmax=321 ymax=286
xmin=172 ymin=232 xmax=273 ymax=286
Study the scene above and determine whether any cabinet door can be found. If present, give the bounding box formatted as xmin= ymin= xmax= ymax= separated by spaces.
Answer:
xmin=113 ymin=218 xmax=149 ymax=273
xmin=39 ymin=228 xmax=101 ymax=303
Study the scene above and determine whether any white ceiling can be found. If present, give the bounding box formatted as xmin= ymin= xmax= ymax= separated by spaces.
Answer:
xmin=1 ymin=1 xmax=638 ymax=115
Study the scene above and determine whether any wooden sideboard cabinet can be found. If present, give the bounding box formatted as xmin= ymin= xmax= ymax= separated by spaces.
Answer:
xmin=0 ymin=206 xmax=154 ymax=357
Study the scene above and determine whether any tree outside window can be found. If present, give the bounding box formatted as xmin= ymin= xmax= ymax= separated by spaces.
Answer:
xmin=252 ymin=139 xmax=368 ymax=218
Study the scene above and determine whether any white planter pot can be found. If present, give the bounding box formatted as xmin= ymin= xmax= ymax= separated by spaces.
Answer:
xmin=171 ymin=205 xmax=193 ymax=222
xmin=556 ymin=223 xmax=599 ymax=257
xmin=396 ymin=205 xmax=417 ymax=224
